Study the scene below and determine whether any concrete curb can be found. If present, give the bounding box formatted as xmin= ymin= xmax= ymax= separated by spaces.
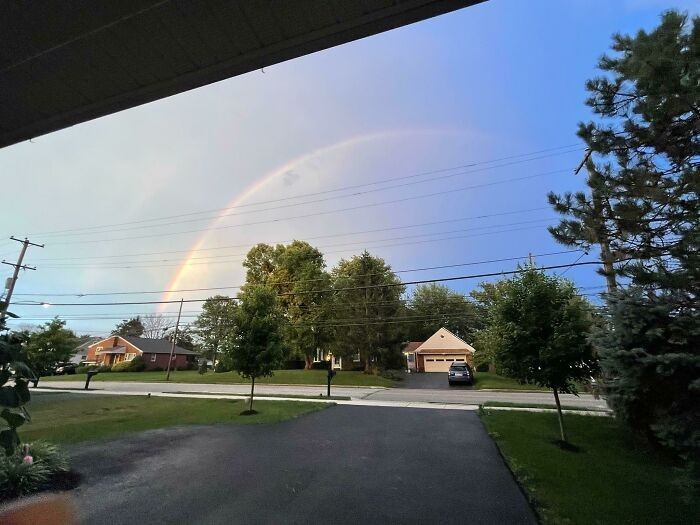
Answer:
xmin=483 ymin=406 xmax=612 ymax=417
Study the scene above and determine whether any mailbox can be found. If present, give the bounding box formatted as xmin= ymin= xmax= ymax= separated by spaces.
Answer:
xmin=326 ymin=366 xmax=336 ymax=397
xmin=84 ymin=369 xmax=100 ymax=390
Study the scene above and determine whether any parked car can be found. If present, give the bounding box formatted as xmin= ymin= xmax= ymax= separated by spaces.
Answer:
xmin=448 ymin=362 xmax=473 ymax=386
xmin=53 ymin=363 xmax=77 ymax=375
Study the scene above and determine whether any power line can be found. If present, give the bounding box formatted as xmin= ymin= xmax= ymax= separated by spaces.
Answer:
xmin=14 ymin=261 xmax=602 ymax=307
xmin=31 ymin=206 xmax=550 ymax=262
xmin=15 ymin=250 xmax=581 ymax=297
xmin=31 ymin=144 xmax=582 ymax=237
xmin=36 ymin=218 xmax=557 ymax=269
xmin=45 ymin=168 xmax=571 ymax=245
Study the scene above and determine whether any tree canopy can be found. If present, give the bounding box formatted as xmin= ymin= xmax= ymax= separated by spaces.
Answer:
xmin=23 ymin=319 xmax=78 ymax=377
xmin=111 ymin=317 xmax=145 ymax=337
xmin=406 ymin=283 xmax=480 ymax=343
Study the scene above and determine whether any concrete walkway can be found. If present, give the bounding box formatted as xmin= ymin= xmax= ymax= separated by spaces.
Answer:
xmin=41 ymin=379 xmax=608 ymax=410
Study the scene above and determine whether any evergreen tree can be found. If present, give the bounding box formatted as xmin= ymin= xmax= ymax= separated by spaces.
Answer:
xmin=111 ymin=317 xmax=145 ymax=337
xmin=548 ymin=11 xmax=699 ymax=463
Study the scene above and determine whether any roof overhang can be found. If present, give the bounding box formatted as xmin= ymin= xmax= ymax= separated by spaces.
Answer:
xmin=1 ymin=0 xmax=485 ymax=149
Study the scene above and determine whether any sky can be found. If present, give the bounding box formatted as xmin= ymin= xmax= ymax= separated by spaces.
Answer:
xmin=0 ymin=0 xmax=696 ymax=335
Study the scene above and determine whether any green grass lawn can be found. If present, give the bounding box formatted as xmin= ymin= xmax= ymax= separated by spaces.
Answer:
xmin=483 ymin=401 xmax=609 ymax=412
xmin=22 ymin=393 xmax=326 ymax=444
xmin=41 ymin=369 xmax=394 ymax=387
xmin=480 ymin=409 xmax=697 ymax=524
xmin=473 ymin=372 xmax=548 ymax=391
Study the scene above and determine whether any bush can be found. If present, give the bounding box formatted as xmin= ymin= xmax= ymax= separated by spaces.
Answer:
xmin=26 ymin=442 xmax=69 ymax=473
xmin=475 ymin=362 xmax=490 ymax=373
xmin=380 ymin=369 xmax=405 ymax=381
xmin=282 ymin=360 xmax=305 ymax=370
xmin=214 ymin=361 xmax=232 ymax=373
xmin=0 ymin=455 xmax=51 ymax=499
xmin=97 ymin=365 xmax=112 ymax=373
xmin=75 ymin=365 xmax=89 ymax=374
xmin=310 ymin=361 xmax=330 ymax=370
xmin=198 ymin=360 xmax=208 ymax=375
xmin=110 ymin=361 xmax=132 ymax=372
xmin=129 ymin=356 xmax=146 ymax=372
xmin=185 ymin=361 xmax=198 ymax=371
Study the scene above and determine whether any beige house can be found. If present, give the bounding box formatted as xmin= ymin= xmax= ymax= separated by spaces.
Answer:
xmin=408 ymin=327 xmax=476 ymax=372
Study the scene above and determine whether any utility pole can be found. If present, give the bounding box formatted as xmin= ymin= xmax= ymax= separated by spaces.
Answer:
xmin=165 ymin=298 xmax=184 ymax=381
xmin=1 ymin=237 xmax=44 ymax=322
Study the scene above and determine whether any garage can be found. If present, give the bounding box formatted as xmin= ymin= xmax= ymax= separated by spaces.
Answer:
xmin=423 ymin=354 xmax=468 ymax=373
xmin=413 ymin=327 xmax=476 ymax=373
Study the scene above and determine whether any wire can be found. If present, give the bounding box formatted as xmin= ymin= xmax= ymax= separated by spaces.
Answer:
xmin=31 ymin=206 xmax=550 ymax=262
xmin=31 ymin=144 xmax=582 ymax=237
xmin=15 ymin=249 xmax=581 ymax=297
xmin=45 ymin=168 xmax=570 ymax=245
xmin=14 ymin=261 xmax=602 ymax=307
xmin=36 ymin=218 xmax=557 ymax=269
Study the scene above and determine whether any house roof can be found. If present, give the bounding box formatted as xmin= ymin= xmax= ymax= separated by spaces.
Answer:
xmin=73 ymin=336 xmax=103 ymax=353
xmin=122 ymin=336 xmax=197 ymax=355
xmin=415 ymin=327 xmax=475 ymax=354
xmin=88 ymin=335 xmax=197 ymax=355
xmin=402 ymin=341 xmax=423 ymax=354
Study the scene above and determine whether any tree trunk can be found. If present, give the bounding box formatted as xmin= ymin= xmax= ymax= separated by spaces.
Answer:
xmin=249 ymin=377 xmax=255 ymax=412
xmin=552 ymin=388 xmax=568 ymax=443
xmin=211 ymin=341 xmax=218 ymax=371
xmin=304 ymin=354 xmax=313 ymax=370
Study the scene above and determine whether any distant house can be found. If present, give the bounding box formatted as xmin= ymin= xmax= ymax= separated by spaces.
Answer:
xmin=405 ymin=327 xmax=475 ymax=373
xmin=402 ymin=341 xmax=423 ymax=372
xmin=85 ymin=336 xmax=197 ymax=370
xmin=69 ymin=336 xmax=102 ymax=364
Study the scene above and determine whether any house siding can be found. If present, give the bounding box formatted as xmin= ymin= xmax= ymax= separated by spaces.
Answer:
xmin=86 ymin=336 xmax=141 ymax=365
xmin=142 ymin=353 xmax=191 ymax=370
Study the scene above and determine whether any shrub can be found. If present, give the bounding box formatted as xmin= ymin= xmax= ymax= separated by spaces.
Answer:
xmin=198 ymin=360 xmax=208 ymax=375
xmin=75 ymin=365 xmax=89 ymax=374
xmin=380 ymin=369 xmax=405 ymax=381
xmin=97 ymin=365 xmax=112 ymax=373
xmin=310 ymin=361 xmax=330 ymax=370
xmin=214 ymin=361 xmax=232 ymax=373
xmin=110 ymin=361 xmax=132 ymax=372
xmin=185 ymin=361 xmax=198 ymax=371
xmin=282 ymin=360 xmax=305 ymax=370
xmin=0 ymin=455 xmax=51 ymax=499
xmin=129 ymin=356 xmax=146 ymax=372
xmin=26 ymin=442 xmax=69 ymax=473
xmin=475 ymin=362 xmax=490 ymax=373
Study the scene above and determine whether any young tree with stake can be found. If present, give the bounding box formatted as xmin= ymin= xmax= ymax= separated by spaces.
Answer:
xmin=226 ymin=285 xmax=284 ymax=414
xmin=491 ymin=266 xmax=597 ymax=444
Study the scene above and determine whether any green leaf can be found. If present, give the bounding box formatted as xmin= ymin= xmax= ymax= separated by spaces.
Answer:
xmin=0 ymin=428 xmax=19 ymax=456
xmin=0 ymin=386 xmax=21 ymax=408
xmin=1 ymin=408 xmax=26 ymax=428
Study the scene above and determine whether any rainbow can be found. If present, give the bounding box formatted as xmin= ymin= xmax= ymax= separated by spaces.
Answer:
xmin=160 ymin=128 xmax=461 ymax=307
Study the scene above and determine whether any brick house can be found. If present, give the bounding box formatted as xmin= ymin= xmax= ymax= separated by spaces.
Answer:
xmin=85 ymin=336 xmax=197 ymax=370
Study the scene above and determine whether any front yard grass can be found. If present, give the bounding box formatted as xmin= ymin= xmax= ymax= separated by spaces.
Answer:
xmin=22 ymin=393 xmax=326 ymax=444
xmin=480 ymin=409 xmax=697 ymax=524
xmin=41 ymin=369 xmax=394 ymax=387
xmin=473 ymin=372 xmax=548 ymax=391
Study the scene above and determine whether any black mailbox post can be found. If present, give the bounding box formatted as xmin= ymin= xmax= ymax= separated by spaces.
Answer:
xmin=85 ymin=369 xmax=100 ymax=390
xmin=327 ymin=366 xmax=336 ymax=398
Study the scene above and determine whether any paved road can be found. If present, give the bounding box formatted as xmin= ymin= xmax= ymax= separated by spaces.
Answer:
xmin=69 ymin=406 xmax=536 ymax=525
xmin=43 ymin=380 xmax=608 ymax=409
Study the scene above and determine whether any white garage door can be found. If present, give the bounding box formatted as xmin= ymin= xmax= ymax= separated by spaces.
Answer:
xmin=423 ymin=355 xmax=466 ymax=372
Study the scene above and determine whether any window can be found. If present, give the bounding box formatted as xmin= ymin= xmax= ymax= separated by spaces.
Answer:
xmin=353 ymin=352 xmax=361 ymax=362
xmin=171 ymin=354 xmax=176 ymax=360
xmin=125 ymin=354 xmax=135 ymax=361
xmin=313 ymin=348 xmax=322 ymax=363
xmin=150 ymin=354 xmax=157 ymax=362
xmin=95 ymin=346 xmax=103 ymax=353
xmin=407 ymin=354 xmax=415 ymax=362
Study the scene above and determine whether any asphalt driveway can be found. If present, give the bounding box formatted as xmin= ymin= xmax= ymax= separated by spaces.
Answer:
xmin=68 ymin=406 xmax=535 ymax=525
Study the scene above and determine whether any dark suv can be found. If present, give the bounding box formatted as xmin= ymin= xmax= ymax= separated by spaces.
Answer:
xmin=448 ymin=362 xmax=473 ymax=386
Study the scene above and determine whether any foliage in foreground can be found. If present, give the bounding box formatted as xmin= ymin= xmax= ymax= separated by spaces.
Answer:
xmin=0 ymin=441 xmax=69 ymax=500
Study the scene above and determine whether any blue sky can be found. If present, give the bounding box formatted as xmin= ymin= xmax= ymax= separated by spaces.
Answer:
xmin=0 ymin=0 xmax=695 ymax=334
